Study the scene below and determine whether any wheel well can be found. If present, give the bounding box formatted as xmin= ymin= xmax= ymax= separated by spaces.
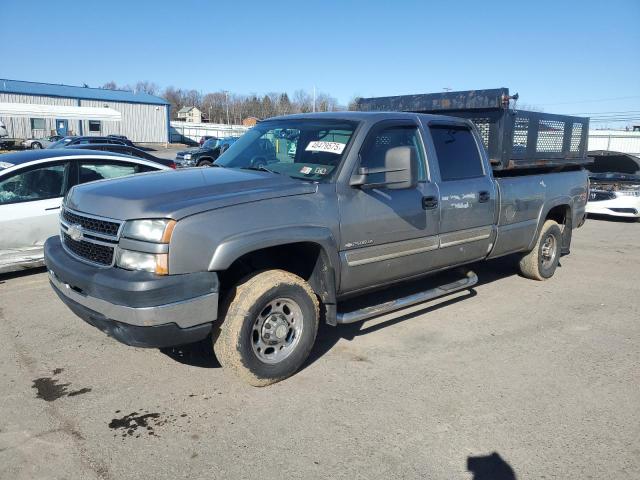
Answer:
xmin=197 ymin=157 xmax=214 ymax=165
xmin=546 ymin=204 xmax=570 ymax=226
xmin=217 ymin=242 xmax=336 ymax=309
xmin=546 ymin=204 xmax=572 ymax=253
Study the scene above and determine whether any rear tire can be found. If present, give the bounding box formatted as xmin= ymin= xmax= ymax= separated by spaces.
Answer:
xmin=518 ymin=220 xmax=562 ymax=280
xmin=214 ymin=270 xmax=319 ymax=386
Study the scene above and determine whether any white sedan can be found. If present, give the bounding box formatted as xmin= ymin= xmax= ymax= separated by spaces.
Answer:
xmin=0 ymin=149 xmax=170 ymax=274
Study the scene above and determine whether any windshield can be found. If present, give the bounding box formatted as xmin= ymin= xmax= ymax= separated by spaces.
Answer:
xmin=203 ymin=138 xmax=220 ymax=149
xmin=215 ymin=119 xmax=358 ymax=182
xmin=48 ymin=138 xmax=73 ymax=149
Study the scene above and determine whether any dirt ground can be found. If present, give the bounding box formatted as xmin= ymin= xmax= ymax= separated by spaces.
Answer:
xmin=0 ymin=217 xmax=638 ymax=479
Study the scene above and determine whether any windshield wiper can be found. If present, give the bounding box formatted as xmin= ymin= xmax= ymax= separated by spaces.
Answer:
xmin=240 ymin=165 xmax=280 ymax=174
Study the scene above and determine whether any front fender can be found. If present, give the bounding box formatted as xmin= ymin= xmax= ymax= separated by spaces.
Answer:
xmin=208 ymin=225 xmax=340 ymax=272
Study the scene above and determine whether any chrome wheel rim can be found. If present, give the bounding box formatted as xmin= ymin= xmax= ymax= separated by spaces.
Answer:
xmin=251 ymin=297 xmax=303 ymax=364
xmin=540 ymin=234 xmax=557 ymax=269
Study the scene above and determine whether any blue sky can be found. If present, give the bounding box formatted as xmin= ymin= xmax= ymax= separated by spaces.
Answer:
xmin=2 ymin=0 xmax=639 ymax=126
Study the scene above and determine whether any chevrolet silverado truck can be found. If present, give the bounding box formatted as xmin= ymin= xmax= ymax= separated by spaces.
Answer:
xmin=45 ymin=105 xmax=589 ymax=386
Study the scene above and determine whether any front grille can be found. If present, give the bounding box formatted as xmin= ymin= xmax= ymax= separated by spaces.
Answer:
xmin=63 ymin=233 xmax=114 ymax=266
xmin=589 ymin=190 xmax=615 ymax=202
xmin=62 ymin=209 xmax=120 ymax=236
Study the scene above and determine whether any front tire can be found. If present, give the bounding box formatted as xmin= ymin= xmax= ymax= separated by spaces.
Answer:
xmin=214 ymin=270 xmax=319 ymax=386
xmin=518 ymin=220 xmax=562 ymax=280
xmin=31 ymin=142 xmax=42 ymax=149
xmin=197 ymin=159 xmax=213 ymax=167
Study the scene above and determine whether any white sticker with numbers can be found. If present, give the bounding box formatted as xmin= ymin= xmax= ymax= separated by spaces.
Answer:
xmin=305 ymin=141 xmax=346 ymax=154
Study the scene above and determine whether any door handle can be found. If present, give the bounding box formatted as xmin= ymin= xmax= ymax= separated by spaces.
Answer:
xmin=45 ymin=206 xmax=61 ymax=211
xmin=478 ymin=191 xmax=490 ymax=203
xmin=422 ymin=196 xmax=438 ymax=210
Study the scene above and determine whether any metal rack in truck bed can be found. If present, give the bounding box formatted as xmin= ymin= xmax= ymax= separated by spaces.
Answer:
xmin=357 ymin=87 xmax=590 ymax=171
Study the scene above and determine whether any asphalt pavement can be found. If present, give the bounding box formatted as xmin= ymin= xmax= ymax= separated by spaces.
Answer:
xmin=0 ymin=218 xmax=638 ymax=479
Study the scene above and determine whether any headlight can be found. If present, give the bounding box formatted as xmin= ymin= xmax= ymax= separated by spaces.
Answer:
xmin=122 ymin=219 xmax=176 ymax=243
xmin=116 ymin=249 xmax=168 ymax=275
xmin=183 ymin=154 xmax=192 ymax=160
xmin=616 ymin=190 xmax=640 ymax=197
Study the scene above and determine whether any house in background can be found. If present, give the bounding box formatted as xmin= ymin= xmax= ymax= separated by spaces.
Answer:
xmin=176 ymin=106 xmax=202 ymax=123
xmin=242 ymin=116 xmax=259 ymax=127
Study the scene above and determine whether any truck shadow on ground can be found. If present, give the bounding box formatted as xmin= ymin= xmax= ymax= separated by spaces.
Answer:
xmin=161 ymin=255 xmax=521 ymax=370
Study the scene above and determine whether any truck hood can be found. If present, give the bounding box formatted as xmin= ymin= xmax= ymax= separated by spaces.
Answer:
xmin=65 ymin=167 xmax=317 ymax=220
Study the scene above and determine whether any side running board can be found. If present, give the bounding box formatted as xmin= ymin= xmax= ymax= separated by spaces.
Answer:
xmin=336 ymin=270 xmax=478 ymax=324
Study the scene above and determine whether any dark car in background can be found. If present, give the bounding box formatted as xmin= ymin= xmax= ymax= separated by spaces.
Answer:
xmin=48 ymin=136 xmax=133 ymax=149
xmin=175 ymin=136 xmax=239 ymax=167
xmin=66 ymin=144 xmax=177 ymax=169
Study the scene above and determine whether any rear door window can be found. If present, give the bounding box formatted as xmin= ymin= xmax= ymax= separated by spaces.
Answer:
xmin=78 ymin=160 xmax=153 ymax=184
xmin=429 ymin=125 xmax=484 ymax=181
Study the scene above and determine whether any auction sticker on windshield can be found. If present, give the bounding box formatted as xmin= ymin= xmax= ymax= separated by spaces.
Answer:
xmin=305 ymin=141 xmax=346 ymax=154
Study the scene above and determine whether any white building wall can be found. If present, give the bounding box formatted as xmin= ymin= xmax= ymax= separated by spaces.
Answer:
xmin=588 ymin=130 xmax=640 ymax=157
xmin=78 ymin=100 xmax=168 ymax=143
xmin=0 ymin=93 xmax=78 ymax=139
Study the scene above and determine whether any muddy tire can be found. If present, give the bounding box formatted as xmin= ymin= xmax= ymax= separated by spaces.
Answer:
xmin=518 ymin=220 xmax=562 ymax=280
xmin=213 ymin=270 xmax=319 ymax=386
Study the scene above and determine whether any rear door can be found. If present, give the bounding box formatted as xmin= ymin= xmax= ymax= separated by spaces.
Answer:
xmin=338 ymin=120 xmax=440 ymax=293
xmin=423 ymin=121 xmax=497 ymax=266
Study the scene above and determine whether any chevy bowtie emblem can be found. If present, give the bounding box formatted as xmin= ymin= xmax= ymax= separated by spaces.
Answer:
xmin=68 ymin=224 xmax=84 ymax=242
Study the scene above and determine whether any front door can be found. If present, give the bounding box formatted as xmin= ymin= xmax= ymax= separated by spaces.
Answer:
xmin=56 ymin=119 xmax=68 ymax=136
xmin=338 ymin=120 xmax=440 ymax=294
xmin=426 ymin=123 xmax=497 ymax=267
xmin=0 ymin=162 xmax=69 ymax=271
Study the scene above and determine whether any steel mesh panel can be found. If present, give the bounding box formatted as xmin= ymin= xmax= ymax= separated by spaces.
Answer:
xmin=63 ymin=233 xmax=114 ymax=265
xmin=512 ymin=117 xmax=529 ymax=153
xmin=570 ymin=123 xmax=583 ymax=152
xmin=62 ymin=209 xmax=120 ymax=237
xmin=536 ymin=119 xmax=564 ymax=153
xmin=470 ymin=117 xmax=490 ymax=148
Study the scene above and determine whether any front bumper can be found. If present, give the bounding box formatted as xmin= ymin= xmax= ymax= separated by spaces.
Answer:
xmin=45 ymin=236 xmax=219 ymax=348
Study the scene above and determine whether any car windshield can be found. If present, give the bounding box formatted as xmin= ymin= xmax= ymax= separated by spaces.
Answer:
xmin=48 ymin=138 xmax=73 ymax=149
xmin=203 ymin=138 xmax=220 ymax=149
xmin=214 ymin=119 xmax=358 ymax=182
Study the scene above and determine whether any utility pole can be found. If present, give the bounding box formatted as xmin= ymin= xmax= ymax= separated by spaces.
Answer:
xmin=224 ymin=90 xmax=230 ymax=125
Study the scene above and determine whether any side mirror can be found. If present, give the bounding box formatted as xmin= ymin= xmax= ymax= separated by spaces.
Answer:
xmin=350 ymin=146 xmax=418 ymax=190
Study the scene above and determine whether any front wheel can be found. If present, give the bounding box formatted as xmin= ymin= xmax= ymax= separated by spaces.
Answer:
xmin=31 ymin=142 xmax=42 ymax=149
xmin=214 ymin=270 xmax=319 ymax=386
xmin=197 ymin=159 xmax=213 ymax=167
xmin=518 ymin=220 xmax=562 ymax=280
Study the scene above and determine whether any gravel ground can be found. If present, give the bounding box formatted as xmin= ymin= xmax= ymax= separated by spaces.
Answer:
xmin=0 ymin=218 xmax=638 ymax=480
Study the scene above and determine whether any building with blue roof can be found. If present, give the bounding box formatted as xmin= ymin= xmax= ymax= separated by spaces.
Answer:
xmin=0 ymin=79 xmax=170 ymax=143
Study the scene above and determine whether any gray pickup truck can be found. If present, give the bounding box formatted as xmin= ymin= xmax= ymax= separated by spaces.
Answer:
xmin=44 ymin=110 xmax=588 ymax=385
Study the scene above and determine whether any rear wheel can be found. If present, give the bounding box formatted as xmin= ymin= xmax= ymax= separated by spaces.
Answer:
xmin=518 ymin=220 xmax=562 ymax=280
xmin=214 ymin=270 xmax=319 ymax=386
xmin=31 ymin=142 xmax=42 ymax=149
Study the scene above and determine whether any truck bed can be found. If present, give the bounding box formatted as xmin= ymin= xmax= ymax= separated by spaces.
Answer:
xmin=488 ymin=168 xmax=588 ymax=258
